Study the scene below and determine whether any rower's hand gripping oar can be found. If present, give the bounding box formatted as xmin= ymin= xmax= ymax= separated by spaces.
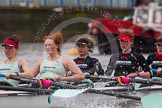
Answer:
xmin=0 ymin=85 xmax=54 ymax=93
xmin=0 ymin=73 xmax=53 ymax=88
xmin=0 ymin=73 xmax=84 ymax=89
xmin=1 ymin=73 xmax=162 ymax=108
xmin=0 ymin=73 xmax=135 ymax=99
xmin=151 ymin=68 xmax=162 ymax=76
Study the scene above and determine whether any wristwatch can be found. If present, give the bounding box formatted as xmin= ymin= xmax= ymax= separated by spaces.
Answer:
xmin=15 ymin=72 xmax=19 ymax=76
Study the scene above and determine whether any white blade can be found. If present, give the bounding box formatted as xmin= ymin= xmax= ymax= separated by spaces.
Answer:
xmin=52 ymin=89 xmax=88 ymax=98
xmin=141 ymin=93 xmax=162 ymax=108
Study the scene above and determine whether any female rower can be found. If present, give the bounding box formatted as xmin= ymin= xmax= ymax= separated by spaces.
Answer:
xmin=73 ymin=36 xmax=104 ymax=76
xmin=106 ymin=32 xmax=151 ymax=79
xmin=147 ymin=36 xmax=162 ymax=77
xmin=32 ymin=32 xmax=84 ymax=82
xmin=0 ymin=35 xmax=33 ymax=87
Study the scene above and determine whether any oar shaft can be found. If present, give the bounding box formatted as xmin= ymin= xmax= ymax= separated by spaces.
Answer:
xmin=51 ymin=82 xmax=83 ymax=89
xmin=10 ymin=75 xmax=38 ymax=84
xmin=10 ymin=75 xmax=83 ymax=89
xmin=130 ymin=79 xmax=162 ymax=85
xmin=89 ymin=75 xmax=162 ymax=85
xmin=87 ymin=89 xmax=141 ymax=101
xmin=92 ymin=75 xmax=114 ymax=81
xmin=0 ymin=85 xmax=54 ymax=93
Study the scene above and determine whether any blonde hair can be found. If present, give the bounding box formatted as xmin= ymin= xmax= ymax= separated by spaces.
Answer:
xmin=43 ymin=32 xmax=63 ymax=54
xmin=76 ymin=35 xmax=95 ymax=53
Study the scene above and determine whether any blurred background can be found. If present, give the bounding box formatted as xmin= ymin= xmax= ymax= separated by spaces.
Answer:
xmin=0 ymin=1 xmax=161 ymax=107
xmin=0 ymin=0 xmax=160 ymax=43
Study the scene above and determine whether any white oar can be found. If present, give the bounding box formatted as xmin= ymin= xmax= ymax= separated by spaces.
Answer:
xmin=141 ymin=93 xmax=162 ymax=108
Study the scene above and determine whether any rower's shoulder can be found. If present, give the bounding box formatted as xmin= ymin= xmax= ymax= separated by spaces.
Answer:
xmin=62 ymin=55 xmax=75 ymax=65
xmin=62 ymin=55 xmax=72 ymax=61
xmin=86 ymin=56 xmax=99 ymax=62
xmin=147 ymin=53 xmax=156 ymax=57
xmin=37 ymin=56 xmax=45 ymax=63
xmin=110 ymin=53 xmax=120 ymax=58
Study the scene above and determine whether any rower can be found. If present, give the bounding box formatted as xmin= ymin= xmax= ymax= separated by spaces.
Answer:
xmin=0 ymin=34 xmax=33 ymax=87
xmin=71 ymin=36 xmax=104 ymax=84
xmin=73 ymin=36 xmax=104 ymax=76
xmin=147 ymin=36 xmax=162 ymax=78
xmin=32 ymin=32 xmax=85 ymax=85
xmin=106 ymin=32 xmax=151 ymax=79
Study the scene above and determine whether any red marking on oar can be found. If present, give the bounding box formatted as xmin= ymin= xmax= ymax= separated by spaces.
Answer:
xmin=37 ymin=79 xmax=52 ymax=87
xmin=122 ymin=77 xmax=130 ymax=84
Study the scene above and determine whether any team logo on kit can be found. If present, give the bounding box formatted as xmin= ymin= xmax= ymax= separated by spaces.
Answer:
xmin=116 ymin=61 xmax=131 ymax=65
xmin=152 ymin=61 xmax=162 ymax=65
xmin=77 ymin=64 xmax=88 ymax=69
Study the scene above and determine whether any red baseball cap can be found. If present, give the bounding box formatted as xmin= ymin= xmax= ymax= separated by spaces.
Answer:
xmin=118 ymin=34 xmax=133 ymax=41
xmin=2 ymin=39 xmax=19 ymax=49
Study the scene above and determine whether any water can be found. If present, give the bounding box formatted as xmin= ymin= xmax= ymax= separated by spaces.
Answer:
xmin=0 ymin=42 xmax=145 ymax=108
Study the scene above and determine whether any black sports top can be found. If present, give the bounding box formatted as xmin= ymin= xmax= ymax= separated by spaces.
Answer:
xmin=107 ymin=51 xmax=150 ymax=77
xmin=74 ymin=56 xmax=104 ymax=75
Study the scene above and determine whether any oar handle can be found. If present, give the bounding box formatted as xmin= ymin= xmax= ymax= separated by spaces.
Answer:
xmin=0 ymin=73 xmax=85 ymax=89
xmin=10 ymin=75 xmax=82 ymax=89
xmin=0 ymin=85 xmax=54 ymax=93
xmin=0 ymin=73 xmax=38 ymax=84
xmin=0 ymin=73 xmax=6 ymax=77
xmin=10 ymin=75 xmax=53 ymax=87
xmin=10 ymin=75 xmax=38 ymax=84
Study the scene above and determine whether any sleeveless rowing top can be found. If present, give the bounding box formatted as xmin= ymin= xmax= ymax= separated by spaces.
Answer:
xmin=0 ymin=58 xmax=22 ymax=87
xmin=39 ymin=55 xmax=66 ymax=79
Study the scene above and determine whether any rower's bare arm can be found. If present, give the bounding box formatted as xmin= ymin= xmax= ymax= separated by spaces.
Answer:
xmin=157 ymin=68 xmax=162 ymax=75
xmin=128 ymin=71 xmax=150 ymax=79
xmin=19 ymin=59 xmax=33 ymax=78
xmin=138 ymin=71 xmax=151 ymax=79
xmin=32 ymin=57 xmax=44 ymax=78
xmin=61 ymin=55 xmax=84 ymax=82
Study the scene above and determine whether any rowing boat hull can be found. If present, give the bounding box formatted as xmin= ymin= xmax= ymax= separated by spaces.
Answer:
xmin=0 ymin=95 xmax=52 ymax=108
